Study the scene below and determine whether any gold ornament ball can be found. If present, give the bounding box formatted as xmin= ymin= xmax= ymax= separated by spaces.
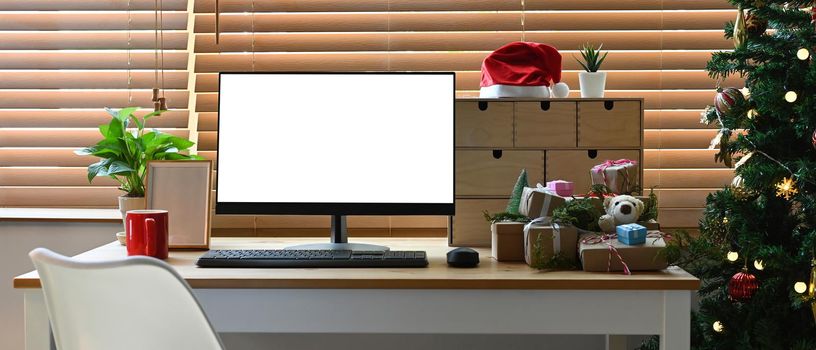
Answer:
xmin=753 ymin=260 xmax=764 ymax=270
xmin=713 ymin=321 xmax=724 ymax=333
xmin=731 ymin=176 xmax=744 ymax=187
xmin=731 ymin=185 xmax=754 ymax=201
xmin=798 ymin=48 xmax=810 ymax=60
xmin=727 ymin=251 xmax=739 ymax=262
xmin=785 ymin=91 xmax=798 ymax=103
xmin=795 ymin=281 xmax=808 ymax=294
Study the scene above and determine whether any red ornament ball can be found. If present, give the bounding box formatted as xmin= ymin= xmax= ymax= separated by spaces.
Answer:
xmin=728 ymin=268 xmax=759 ymax=302
xmin=812 ymin=129 xmax=816 ymax=150
xmin=715 ymin=87 xmax=745 ymax=117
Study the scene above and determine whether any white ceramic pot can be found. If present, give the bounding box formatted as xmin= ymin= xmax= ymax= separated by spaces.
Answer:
xmin=118 ymin=195 xmax=146 ymax=231
xmin=578 ymin=71 xmax=607 ymax=98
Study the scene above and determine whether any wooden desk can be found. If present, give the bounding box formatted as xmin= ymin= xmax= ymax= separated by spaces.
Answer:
xmin=15 ymin=237 xmax=699 ymax=350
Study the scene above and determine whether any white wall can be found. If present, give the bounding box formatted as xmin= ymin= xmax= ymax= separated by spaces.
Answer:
xmin=0 ymin=221 xmax=118 ymax=350
xmin=0 ymin=221 xmax=649 ymax=350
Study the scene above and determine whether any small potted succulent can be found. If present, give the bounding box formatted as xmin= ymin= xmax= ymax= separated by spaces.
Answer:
xmin=575 ymin=43 xmax=609 ymax=98
xmin=75 ymin=107 xmax=201 ymax=230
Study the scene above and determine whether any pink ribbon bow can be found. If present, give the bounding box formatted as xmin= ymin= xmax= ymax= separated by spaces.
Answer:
xmin=581 ymin=233 xmax=632 ymax=275
xmin=592 ymin=159 xmax=637 ymax=174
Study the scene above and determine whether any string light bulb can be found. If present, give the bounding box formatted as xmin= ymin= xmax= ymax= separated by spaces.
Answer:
xmin=713 ymin=321 xmax=724 ymax=333
xmin=785 ymin=91 xmax=798 ymax=103
xmin=754 ymin=260 xmax=765 ymax=270
xmin=727 ymin=251 xmax=740 ymax=262
xmin=797 ymin=48 xmax=810 ymax=60
xmin=795 ymin=281 xmax=808 ymax=294
xmin=747 ymin=109 xmax=757 ymax=119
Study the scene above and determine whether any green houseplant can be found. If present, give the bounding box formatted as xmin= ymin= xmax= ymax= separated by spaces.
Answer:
xmin=75 ymin=107 xmax=201 ymax=227
xmin=575 ymin=43 xmax=609 ymax=98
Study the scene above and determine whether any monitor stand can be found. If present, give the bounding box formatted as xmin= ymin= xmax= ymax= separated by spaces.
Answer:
xmin=284 ymin=215 xmax=389 ymax=251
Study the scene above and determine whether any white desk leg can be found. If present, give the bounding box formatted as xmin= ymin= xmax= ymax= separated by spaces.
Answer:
xmin=660 ymin=290 xmax=691 ymax=350
xmin=24 ymin=290 xmax=52 ymax=350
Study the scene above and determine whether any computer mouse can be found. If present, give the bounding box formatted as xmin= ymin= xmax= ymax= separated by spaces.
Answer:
xmin=447 ymin=247 xmax=480 ymax=268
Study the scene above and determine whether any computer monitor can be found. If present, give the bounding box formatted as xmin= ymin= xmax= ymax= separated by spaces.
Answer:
xmin=216 ymin=72 xmax=455 ymax=251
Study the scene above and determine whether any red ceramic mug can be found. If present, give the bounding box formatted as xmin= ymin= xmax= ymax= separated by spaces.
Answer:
xmin=125 ymin=209 xmax=169 ymax=259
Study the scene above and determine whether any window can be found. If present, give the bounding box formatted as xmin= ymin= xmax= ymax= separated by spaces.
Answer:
xmin=1 ymin=0 xmax=738 ymax=228
xmin=0 ymin=0 xmax=192 ymax=207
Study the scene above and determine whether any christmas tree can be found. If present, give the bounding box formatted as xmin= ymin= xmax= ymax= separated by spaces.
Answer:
xmin=672 ymin=1 xmax=816 ymax=348
xmin=506 ymin=169 xmax=528 ymax=214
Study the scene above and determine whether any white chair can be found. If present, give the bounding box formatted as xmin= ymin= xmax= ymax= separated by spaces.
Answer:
xmin=29 ymin=248 xmax=225 ymax=350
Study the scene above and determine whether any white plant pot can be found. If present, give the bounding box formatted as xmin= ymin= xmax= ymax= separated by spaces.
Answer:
xmin=118 ymin=195 xmax=146 ymax=231
xmin=578 ymin=72 xmax=607 ymax=98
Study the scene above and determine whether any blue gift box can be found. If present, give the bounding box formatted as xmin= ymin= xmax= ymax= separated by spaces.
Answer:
xmin=616 ymin=223 xmax=647 ymax=245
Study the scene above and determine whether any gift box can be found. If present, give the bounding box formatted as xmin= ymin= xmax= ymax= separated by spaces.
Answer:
xmin=519 ymin=185 xmax=567 ymax=219
xmin=578 ymin=232 xmax=668 ymax=272
xmin=491 ymin=222 xmax=526 ymax=262
xmin=637 ymin=219 xmax=660 ymax=231
xmin=524 ymin=221 xmax=578 ymax=266
xmin=616 ymin=223 xmax=647 ymax=245
xmin=546 ymin=180 xmax=575 ymax=197
xmin=590 ymin=159 xmax=638 ymax=194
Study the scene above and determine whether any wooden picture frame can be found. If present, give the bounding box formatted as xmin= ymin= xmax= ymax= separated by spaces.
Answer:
xmin=145 ymin=160 xmax=213 ymax=249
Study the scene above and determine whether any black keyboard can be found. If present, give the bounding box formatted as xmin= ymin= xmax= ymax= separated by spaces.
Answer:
xmin=196 ymin=249 xmax=429 ymax=268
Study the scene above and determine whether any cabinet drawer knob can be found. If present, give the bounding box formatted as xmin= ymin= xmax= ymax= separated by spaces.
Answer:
xmin=540 ymin=101 xmax=550 ymax=111
xmin=587 ymin=150 xmax=598 ymax=159
xmin=492 ymin=150 xmax=503 ymax=159
xmin=604 ymin=101 xmax=615 ymax=110
xmin=478 ymin=101 xmax=489 ymax=111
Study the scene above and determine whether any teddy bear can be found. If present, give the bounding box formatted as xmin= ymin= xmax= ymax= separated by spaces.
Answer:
xmin=597 ymin=195 xmax=645 ymax=233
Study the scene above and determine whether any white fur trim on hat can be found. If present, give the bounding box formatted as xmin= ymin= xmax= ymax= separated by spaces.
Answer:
xmin=479 ymin=84 xmax=551 ymax=98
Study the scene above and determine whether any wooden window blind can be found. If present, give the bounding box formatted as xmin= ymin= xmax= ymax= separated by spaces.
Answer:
xmin=1 ymin=0 xmax=741 ymax=228
xmin=0 ymin=0 xmax=193 ymax=208
xmin=191 ymin=0 xmax=740 ymax=228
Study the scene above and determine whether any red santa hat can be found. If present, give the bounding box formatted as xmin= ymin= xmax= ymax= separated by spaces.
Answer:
xmin=479 ymin=42 xmax=570 ymax=98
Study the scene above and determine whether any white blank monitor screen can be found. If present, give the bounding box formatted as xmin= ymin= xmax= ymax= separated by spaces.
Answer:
xmin=216 ymin=73 xmax=454 ymax=214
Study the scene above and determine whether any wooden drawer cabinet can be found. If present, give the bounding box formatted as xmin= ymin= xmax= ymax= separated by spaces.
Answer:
xmin=449 ymin=98 xmax=644 ymax=246
xmin=577 ymin=100 xmax=642 ymax=148
xmin=514 ymin=101 xmax=577 ymax=148
xmin=450 ymin=198 xmax=507 ymax=247
xmin=546 ymin=149 xmax=641 ymax=195
xmin=455 ymin=101 xmax=514 ymax=147
xmin=456 ymin=149 xmax=545 ymax=196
